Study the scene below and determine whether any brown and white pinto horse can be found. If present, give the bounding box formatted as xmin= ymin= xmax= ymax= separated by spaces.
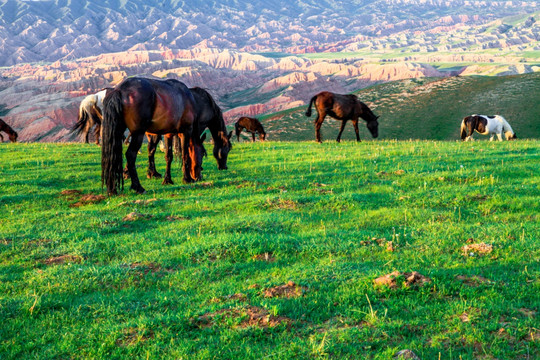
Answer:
xmin=101 ymin=77 xmax=205 ymax=195
xmin=0 ymin=118 xmax=18 ymax=142
xmin=461 ymin=114 xmax=517 ymax=141
xmin=305 ymin=91 xmax=379 ymax=143
xmin=71 ymin=88 xmax=112 ymax=144
xmin=235 ymin=117 xmax=266 ymax=142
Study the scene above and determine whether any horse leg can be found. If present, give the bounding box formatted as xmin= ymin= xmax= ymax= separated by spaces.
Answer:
xmin=252 ymin=132 xmax=256 ymax=142
xmin=0 ymin=133 xmax=3 ymax=142
xmin=352 ymin=119 xmax=361 ymax=142
xmin=94 ymin=124 xmax=101 ymax=145
xmin=236 ymin=127 xmax=242 ymax=142
xmin=336 ymin=120 xmax=348 ymax=143
xmin=162 ymin=135 xmax=174 ymax=185
xmin=178 ymin=133 xmax=194 ymax=183
xmin=496 ymin=133 xmax=503 ymax=141
xmin=125 ymin=132 xmax=146 ymax=194
xmin=147 ymin=134 xmax=162 ymax=179
xmin=315 ymin=113 xmax=326 ymax=143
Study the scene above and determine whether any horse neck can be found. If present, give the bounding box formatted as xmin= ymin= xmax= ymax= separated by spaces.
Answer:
xmin=501 ymin=118 xmax=514 ymax=133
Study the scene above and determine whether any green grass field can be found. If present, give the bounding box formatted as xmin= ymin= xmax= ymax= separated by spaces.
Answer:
xmin=1 ymin=140 xmax=539 ymax=359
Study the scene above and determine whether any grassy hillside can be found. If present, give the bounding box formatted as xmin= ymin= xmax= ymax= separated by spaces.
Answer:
xmin=257 ymin=73 xmax=540 ymax=142
xmin=1 ymin=140 xmax=538 ymax=359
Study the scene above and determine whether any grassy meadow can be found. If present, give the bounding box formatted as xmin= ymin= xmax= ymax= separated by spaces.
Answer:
xmin=0 ymin=139 xmax=539 ymax=359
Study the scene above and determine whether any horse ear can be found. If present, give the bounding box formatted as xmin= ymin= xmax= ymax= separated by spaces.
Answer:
xmin=227 ymin=131 xmax=233 ymax=139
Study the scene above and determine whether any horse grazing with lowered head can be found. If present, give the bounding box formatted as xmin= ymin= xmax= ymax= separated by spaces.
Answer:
xmin=72 ymin=88 xmax=112 ymax=144
xmin=102 ymin=77 xmax=206 ymax=195
xmin=461 ymin=114 xmax=517 ymax=141
xmin=305 ymin=91 xmax=379 ymax=143
xmin=235 ymin=117 xmax=266 ymax=142
xmin=0 ymin=118 xmax=18 ymax=142
xmin=127 ymin=86 xmax=232 ymax=180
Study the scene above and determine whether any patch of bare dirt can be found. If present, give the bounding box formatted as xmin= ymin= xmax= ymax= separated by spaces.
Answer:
xmin=265 ymin=197 xmax=297 ymax=210
xmin=456 ymin=275 xmax=492 ymax=287
xmin=43 ymin=254 xmax=82 ymax=265
xmin=69 ymin=194 xmax=106 ymax=207
xmin=123 ymin=211 xmax=153 ymax=221
xmin=377 ymin=170 xmax=406 ymax=177
xmin=196 ymin=305 xmax=291 ymax=329
xmin=225 ymin=293 xmax=248 ymax=302
xmin=461 ymin=242 xmax=493 ymax=257
xmin=123 ymin=262 xmax=175 ymax=276
xmin=115 ymin=327 xmax=154 ymax=347
xmin=374 ymin=271 xmax=431 ymax=289
xmin=1 ymin=238 xmax=12 ymax=246
xmin=166 ymin=215 xmax=188 ymax=221
xmin=263 ymin=281 xmax=307 ymax=298
xmin=252 ymin=252 xmax=276 ymax=262
xmin=60 ymin=189 xmax=82 ymax=196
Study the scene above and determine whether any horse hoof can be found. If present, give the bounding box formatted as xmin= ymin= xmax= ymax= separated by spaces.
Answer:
xmin=131 ymin=186 xmax=146 ymax=194
xmin=147 ymin=172 xmax=162 ymax=179
xmin=162 ymin=179 xmax=174 ymax=185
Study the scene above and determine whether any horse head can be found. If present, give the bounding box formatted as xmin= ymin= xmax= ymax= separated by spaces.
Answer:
xmin=189 ymin=132 xmax=207 ymax=181
xmin=214 ymin=131 xmax=233 ymax=170
xmin=359 ymin=102 xmax=379 ymax=138
xmin=8 ymin=131 xmax=18 ymax=143
xmin=259 ymin=132 xmax=267 ymax=141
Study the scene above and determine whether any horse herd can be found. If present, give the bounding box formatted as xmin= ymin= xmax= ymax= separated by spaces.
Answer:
xmin=0 ymin=76 xmax=517 ymax=196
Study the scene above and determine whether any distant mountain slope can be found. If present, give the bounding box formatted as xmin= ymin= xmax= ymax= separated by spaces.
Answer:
xmin=0 ymin=0 xmax=538 ymax=66
xmin=260 ymin=72 xmax=540 ymax=141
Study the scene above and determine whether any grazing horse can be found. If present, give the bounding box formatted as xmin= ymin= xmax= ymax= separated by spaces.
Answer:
xmin=0 ymin=118 xmax=18 ymax=142
xmin=129 ymin=87 xmax=232 ymax=179
xmin=305 ymin=91 xmax=379 ymax=143
xmin=72 ymin=88 xmax=111 ymax=144
xmin=101 ymin=77 xmax=205 ymax=195
xmin=235 ymin=117 xmax=266 ymax=142
xmin=461 ymin=114 xmax=517 ymax=141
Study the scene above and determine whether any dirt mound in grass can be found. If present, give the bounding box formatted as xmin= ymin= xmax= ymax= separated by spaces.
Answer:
xmin=374 ymin=271 xmax=431 ymax=288
xmin=263 ymin=281 xmax=308 ymax=298
xmin=197 ymin=305 xmax=292 ymax=329
xmin=123 ymin=211 xmax=153 ymax=221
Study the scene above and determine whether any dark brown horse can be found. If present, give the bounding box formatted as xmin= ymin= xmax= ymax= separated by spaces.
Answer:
xmin=235 ymin=117 xmax=266 ymax=142
xmin=305 ymin=91 xmax=379 ymax=143
xmin=130 ymin=86 xmax=232 ymax=180
xmin=101 ymin=77 xmax=205 ymax=195
xmin=0 ymin=118 xmax=18 ymax=142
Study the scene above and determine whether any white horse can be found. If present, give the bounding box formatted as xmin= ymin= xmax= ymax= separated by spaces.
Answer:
xmin=460 ymin=114 xmax=517 ymax=141
xmin=71 ymin=88 xmax=111 ymax=144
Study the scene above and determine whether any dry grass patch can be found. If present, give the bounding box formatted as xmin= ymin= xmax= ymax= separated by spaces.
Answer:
xmin=456 ymin=275 xmax=493 ymax=287
xmin=263 ymin=281 xmax=307 ymax=298
xmin=69 ymin=194 xmax=106 ymax=208
xmin=43 ymin=254 xmax=83 ymax=265
xmin=461 ymin=242 xmax=493 ymax=257
xmin=252 ymin=252 xmax=276 ymax=262
xmin=123 ymin=211 xmax=153 ymax=221
xmin=196 ymin=305 xmax=292 ymax=329
xmin=116 ymin=327 xmax=154 ymax=347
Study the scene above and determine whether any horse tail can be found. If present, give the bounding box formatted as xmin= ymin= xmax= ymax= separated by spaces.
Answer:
xmin=71 ymin=108 xmax=90 ymax=136
xmin=101 ymin=89 xmax=125 ymax=195
xmin=305 ymin=96 xmax=317 ymax=117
